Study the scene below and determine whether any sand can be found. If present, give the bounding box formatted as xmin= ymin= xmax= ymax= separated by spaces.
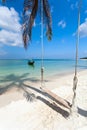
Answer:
xmin=0 ymin=70 xmax=87 ymax=130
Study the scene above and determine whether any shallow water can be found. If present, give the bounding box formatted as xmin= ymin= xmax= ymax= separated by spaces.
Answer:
xmin=0 ymin=59 xmax=87 ymax=87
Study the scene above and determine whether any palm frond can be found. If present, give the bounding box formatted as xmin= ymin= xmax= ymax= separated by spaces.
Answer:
xmin=23 ymin=0 xmax=38 ymax=49
xmin=43 ymin=0 xmax=52 ymax=40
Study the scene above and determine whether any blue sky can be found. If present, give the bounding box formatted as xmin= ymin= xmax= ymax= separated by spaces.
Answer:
xmin=0 ymin=0 xmax=87 ymax=59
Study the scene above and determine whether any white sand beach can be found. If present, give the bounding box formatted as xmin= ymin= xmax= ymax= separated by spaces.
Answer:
xmin=0 ymin=70 xmax=87 ymax=130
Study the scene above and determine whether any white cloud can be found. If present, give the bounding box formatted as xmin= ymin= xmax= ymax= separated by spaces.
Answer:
xmin=73 ymin=18 xmax=87 ymax=38
xmin=0 ymin=30 xmax=22 ymax=47
xmin=0 ymin=6 xmax=21 ymax=32
xmin=70 ymin=2 xmax=78 ymax=10
xmin=0 ymin=6 xmax=23 ymax=47
xmin=58 ymin=20 xmax=66 ymax=28
xmin=79 ymin=18 xmax=87 ymax=37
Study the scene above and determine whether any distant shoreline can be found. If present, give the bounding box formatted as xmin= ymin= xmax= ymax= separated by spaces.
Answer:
xmin=80 ymin=57 xmax=87 ymax=60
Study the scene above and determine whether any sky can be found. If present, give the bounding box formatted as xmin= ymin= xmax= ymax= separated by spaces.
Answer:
xmin=0 ymin=0 xmax=87 ymax=59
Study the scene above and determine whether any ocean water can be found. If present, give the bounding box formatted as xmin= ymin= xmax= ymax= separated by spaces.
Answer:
xmin=0 ymin=59 xmax=87 ymax=87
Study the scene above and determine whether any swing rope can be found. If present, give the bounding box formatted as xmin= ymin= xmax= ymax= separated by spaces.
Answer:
xmin=41 ymin=0 xmax=45 ymax=88
xmin=70 ymin=0 xmax=81 ymax=114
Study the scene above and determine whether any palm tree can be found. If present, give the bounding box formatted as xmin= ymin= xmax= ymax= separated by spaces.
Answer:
xmin=2 ymin=0 xmax=52 ymax=49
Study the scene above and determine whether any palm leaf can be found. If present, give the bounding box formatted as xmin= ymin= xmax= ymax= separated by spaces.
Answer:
xmin=1 ymin=0 xmax=52 ymax=48
xmin=43 ymin=0 xmax=52 ymax=40
xmin=23 ymin=0 xmax=38 ymax=49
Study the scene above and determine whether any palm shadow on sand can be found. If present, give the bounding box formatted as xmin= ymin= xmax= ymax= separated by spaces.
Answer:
xmin=78 ymin=107 xmax=87 ymax=117
xmin=0 ymin=73 xmax=40 ymax=95
xmin=0 ymin=73 xmax=69 ymax=118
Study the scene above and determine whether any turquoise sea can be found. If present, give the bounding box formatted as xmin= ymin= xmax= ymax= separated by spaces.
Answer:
xmin=0 ymin=59 xmax=87 ymax=87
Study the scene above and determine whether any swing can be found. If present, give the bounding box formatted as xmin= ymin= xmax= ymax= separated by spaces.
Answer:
xmin=40 ymin=0 xmax=81 ymax=113
xmin=40 ymin=0 xmax=71 ymax=110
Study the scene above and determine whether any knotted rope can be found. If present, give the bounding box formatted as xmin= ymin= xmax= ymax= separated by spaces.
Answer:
xmin=70 ymin=0 xmax=81 ymax=115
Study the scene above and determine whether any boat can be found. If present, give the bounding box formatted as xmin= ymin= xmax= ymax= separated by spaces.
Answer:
xmin=27 ymin=60 xmax=35 ymax=66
